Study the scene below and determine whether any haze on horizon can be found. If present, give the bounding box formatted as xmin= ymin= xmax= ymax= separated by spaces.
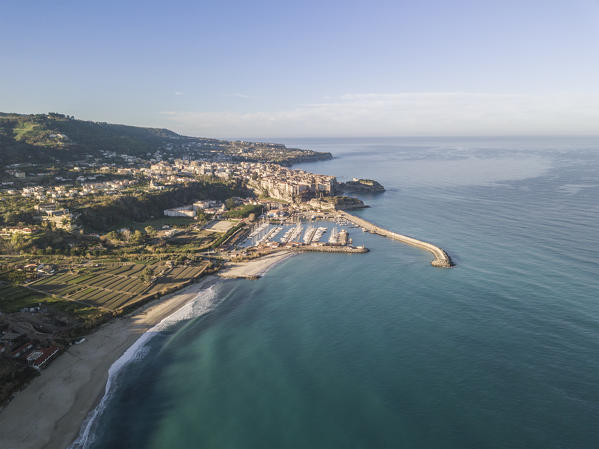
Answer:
xmin=2 ymin=0 xmax=599 ymax=139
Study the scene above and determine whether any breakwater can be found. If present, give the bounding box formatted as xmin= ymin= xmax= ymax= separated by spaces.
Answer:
xmin=337 ymin=211 xmax=453 ymax=268
xmin=290 ymin=245 xmax=369 ymax=254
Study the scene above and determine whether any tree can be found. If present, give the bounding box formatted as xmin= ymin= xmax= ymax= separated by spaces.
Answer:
xmin=120 ymin=228 xmax=131 ymax=241
xmin=131 ymin=230 xmax=145 ymax=245
xmin=142 ymin=266 xmax=154 ymax=281
xmin=106 ymin=231 xmax=118 ymax=241
xmin=225 ymin=198 xmax=237 ymax=210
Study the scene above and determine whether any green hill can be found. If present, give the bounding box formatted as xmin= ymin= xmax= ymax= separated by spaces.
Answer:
xmin=0 ymin=112 xmax=186 ymax=165
xmin=0 ymin=112 xmax=331 ymax=166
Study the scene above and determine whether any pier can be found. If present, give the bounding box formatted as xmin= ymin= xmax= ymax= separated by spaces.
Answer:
xmin=337 ymin=211 xmax=453 ymax=268
xmin=290 ymin=245 xmax=368 ymax=254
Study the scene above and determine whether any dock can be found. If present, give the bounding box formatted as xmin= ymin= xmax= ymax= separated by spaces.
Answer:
xmin=289 ymin=245 xmax=368 ymax=254
xmin=337 ymin=211 xmax=453 ymax=268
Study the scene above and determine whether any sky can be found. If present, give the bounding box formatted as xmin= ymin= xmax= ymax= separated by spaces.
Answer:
xmin=1 ymin=0 xmax=599 ymax=138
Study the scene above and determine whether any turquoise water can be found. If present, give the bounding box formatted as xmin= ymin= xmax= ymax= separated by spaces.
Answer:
xmin=84 ymin=138 xmax=599 ymax=449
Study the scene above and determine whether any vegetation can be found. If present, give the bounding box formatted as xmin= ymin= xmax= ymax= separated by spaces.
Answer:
xmin=0 ymin=112 xmax=332 ymax=166
xmin=0 ymin=195 xmax=38 ymax=227
xmin=0 ymin=283 xmax=47 ymax=312
xmin=2 ymin=229 xmax=95 ymax=256
xmin=125 ymin=217 xmax=194 ymax=231
xmin=224 ymin=203 xmax=264 ymax=219
xmin=0 ymin=112 xmax=176 ymax=165
xmin=77 ymin=179 xmax=247 ymax=232
xmin=210 ymin=222 xmax=245 ymax=249
xmin=337 ymin=178 xmax=385 ymax=193
xmin=0 ymin=282 xmax=104 ymax=321
xmin=26 ymin=261 xmax=210 ymax=313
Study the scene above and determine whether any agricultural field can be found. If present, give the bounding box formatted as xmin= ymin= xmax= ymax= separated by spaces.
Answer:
xmin=158 ymin=229 xmax=219 ymax=252
xmin=26 ymin=260 xmax=210 ymax=312
xmin=0 ymin=282 xmax=103 ymax=321
xmin=0 ymin=283 xmax=47 ymax=312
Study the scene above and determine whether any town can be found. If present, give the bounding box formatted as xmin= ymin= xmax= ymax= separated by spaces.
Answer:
xmin=2 ymin=113 xmax=451 ymax=412
xmin=0 ymin=134 xmax=382 ymax=405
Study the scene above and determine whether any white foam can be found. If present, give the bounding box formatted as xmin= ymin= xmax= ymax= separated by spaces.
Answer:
xmin=70 ymin=284 xmax=218 ymax=449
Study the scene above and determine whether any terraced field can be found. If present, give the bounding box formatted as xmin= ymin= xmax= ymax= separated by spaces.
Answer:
xmin=0 ymin=284 xmax=46 ymax=312
xmin=27 ymin=261 xmax=210 ymax=312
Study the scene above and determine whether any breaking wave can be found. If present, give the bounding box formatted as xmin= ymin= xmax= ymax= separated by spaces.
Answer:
xmin=69 ymin=283 xmax=218 ymax=449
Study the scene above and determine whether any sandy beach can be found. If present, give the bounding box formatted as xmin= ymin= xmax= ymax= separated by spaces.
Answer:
xmin=0 ymin=252 xmax=295 ymax=449
xmin=0 ymin=277 xmax=218 ymax=449
xmin=218 ymin=250 xmax=294 ymax=279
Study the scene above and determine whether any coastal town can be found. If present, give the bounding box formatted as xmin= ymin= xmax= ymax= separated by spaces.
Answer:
xmin=0 ymin=115 xmax=391 ymax=407
xmin=0 ymin=114 xmax=450 ymax=445
xmin=3 ymin=4 xmax=595 ymax=449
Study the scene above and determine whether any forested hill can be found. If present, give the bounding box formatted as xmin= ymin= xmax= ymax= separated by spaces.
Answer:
xmin=0 ymin=112 xmax=331 ymax=166
xmin=0 ymin=112 xmax=185 ymax=164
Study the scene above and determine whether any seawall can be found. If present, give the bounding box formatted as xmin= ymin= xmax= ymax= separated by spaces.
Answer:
xmin=337 ymin=211 xmax=453 ymax=268
xmin=290 ymin=245 xmax=369 ymax=254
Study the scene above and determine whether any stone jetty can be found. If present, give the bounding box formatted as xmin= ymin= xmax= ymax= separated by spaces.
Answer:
xmin=337 ymin=211 xmax=453 ymax=268
xmin=290 ymin=245 xmax=369 ymax=254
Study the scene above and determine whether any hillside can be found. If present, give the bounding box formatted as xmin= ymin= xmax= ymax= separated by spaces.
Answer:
xmin=0 ymin=112 xmax=331 ymax=166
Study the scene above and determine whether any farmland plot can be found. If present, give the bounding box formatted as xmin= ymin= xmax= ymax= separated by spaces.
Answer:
xmin=27 ymin=261 xmax=210 ymax=312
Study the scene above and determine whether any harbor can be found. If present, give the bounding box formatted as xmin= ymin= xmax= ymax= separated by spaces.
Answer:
xmin=239 ymin=213 xmax=367 ymax=256
xmin=337 ymin=211 xmax=453 ymax=268
xmin=239 ymin=208 xmax=451 ymax=268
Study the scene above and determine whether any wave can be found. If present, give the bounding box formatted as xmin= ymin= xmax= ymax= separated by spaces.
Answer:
xmin=69 ymin=284 xmax=219 ymax=449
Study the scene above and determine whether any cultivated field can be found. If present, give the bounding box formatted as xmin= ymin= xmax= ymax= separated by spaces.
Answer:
xmin=0 ymin=283 xmax=46 ymax=312
xmin=26 ymin=261 xmax=210 ymax=313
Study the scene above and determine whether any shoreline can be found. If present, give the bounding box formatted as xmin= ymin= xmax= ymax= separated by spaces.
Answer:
xmin=0 ymin=252 xmax=294 ymax=449
xmin=0 ymin=277 xmax=218 ymax=449
xmin=218 ymin=250 xmax=294 ymax=279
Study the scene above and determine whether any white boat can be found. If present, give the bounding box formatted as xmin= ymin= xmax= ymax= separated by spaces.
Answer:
xmin=328 ymin=227 xmax=339 ymax=244
xmin=303 ymin=225 xmax=316 ymax=244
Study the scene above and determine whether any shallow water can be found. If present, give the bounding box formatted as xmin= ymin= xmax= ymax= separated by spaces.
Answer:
xmin=85 ymin=137 xmax=599 ymax=449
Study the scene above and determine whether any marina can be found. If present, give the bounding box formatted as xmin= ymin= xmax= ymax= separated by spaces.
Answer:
xmin=303 ymin=225 xmax=316 ymax=244
xmin=240 ymin=208 xmax=451 ymax=268
xmin=239 ymin=214 xmax=363 ymax=254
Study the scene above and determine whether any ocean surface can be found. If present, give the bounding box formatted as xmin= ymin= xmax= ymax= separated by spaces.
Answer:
xmin=79 ymin=137 xmax=599 ymax=449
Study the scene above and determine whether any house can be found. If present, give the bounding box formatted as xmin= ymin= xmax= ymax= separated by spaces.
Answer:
xmin=193 ymin=200 xmax=222 ymax=211
xmin=0 ymin=227 xmax=33 ymax=236
xmin=26 ymin=345 xmax=60 ymax=369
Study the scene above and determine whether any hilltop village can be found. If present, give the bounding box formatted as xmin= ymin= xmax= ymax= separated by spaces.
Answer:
xmin=0 ymin=117 xmax=386 ymax=405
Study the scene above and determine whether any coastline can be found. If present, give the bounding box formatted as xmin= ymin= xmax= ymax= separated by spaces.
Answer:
xmin=218 ymin=250 xmax=294 ymax=279
xmin=0 ymin=277 xmax=218 ymax=449
xmin=0 ymin=252 xmax=294 ymax=449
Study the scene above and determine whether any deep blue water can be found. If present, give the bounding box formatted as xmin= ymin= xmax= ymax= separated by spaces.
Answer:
xmin=83 ymin=137 xmax=599 ymax=449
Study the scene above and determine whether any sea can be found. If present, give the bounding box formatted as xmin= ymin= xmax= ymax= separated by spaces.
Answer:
xmin=75 ymin=137 xmax=599 ymax=449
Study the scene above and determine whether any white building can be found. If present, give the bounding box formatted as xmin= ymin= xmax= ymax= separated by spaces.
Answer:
xmin=164 ymin=206 xmax=195 ymax=218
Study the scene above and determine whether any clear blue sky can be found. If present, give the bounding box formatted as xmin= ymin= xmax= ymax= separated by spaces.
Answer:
xmin=2 ymin=0 xmax=598 ymax=137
